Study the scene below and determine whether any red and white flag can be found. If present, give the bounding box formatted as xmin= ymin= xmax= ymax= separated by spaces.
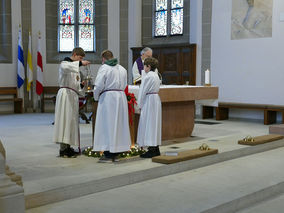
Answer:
xmin=36 ymin=32 xmax=43 ymax=95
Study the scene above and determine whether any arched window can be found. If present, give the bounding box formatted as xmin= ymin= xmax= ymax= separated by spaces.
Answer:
xmin=154 ymin=0 xmax=183 ymax=37
xmin=58 ymin=0 xmax=95 ymax=52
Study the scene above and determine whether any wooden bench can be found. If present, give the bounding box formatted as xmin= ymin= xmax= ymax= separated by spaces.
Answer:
xmin=202 ymin=102 xmax=284 ymax=125
xmin=0 ymin=87 xmax=23 ymax=113
xmin=41 ymin=86 xmax=59 ymax=112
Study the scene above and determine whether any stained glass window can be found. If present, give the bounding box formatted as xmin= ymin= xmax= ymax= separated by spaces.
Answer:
xmin=59 ymin=0 xmax=75 ymax=24
xmin=60 ymin=25 xmax=75 ymax=51
xmin=78 ymin=0 xmax=95 ymax=51
xmin=155 ymin=0 xmax=168 ymax=37
xmin=170 ymin=0 xmax=183 ymax=35
xmin=79 ymin=25 xmax=94 ymax=51
xmin=170 ymin=9 xmax=183 ymax=35
xmin=156 ymin=0 xmax=167 ymax=10
xmin=79 ymin=0 xmax=94 ymax=24
xmin=58 ymin=0 xmax=95 ymax=52
xmin=171 ymin=0 xmax=183 ymax=9
xmin=154 ymin=0 xmax=184 ymax=37
xmin=155 ymin=11 xmax=167 ymax=36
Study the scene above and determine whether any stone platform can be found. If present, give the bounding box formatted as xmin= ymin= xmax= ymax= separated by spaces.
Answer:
xmin=26 ymin=147 xmax=284 ymax=213
xmin=2 ymin=113 xmax=284 ymax=212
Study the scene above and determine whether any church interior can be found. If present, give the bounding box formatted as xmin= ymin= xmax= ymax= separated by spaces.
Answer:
xmin=1 ymin=0 xmax=284 ymax=212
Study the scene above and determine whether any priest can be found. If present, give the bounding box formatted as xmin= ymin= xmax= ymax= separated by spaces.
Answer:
xmin=53 ymin=47 xmax=90 ymax=158
xmin=93 ymin=50 xmax=131 ymax=162
xmin=132 ymin=47 xmax=153 ymax=84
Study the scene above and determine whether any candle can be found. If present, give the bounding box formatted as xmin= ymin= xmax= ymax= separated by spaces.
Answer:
xmin=205 ymin=69 xmax=211 ymax=86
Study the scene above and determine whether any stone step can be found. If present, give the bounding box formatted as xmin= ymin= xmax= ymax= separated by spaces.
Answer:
xmin=203 ymin=181 xmax=284 ymax=213
xmin=238 ymin=191 xmax=284 ymax=213
xmin=26 ymin=146 xmax=284 ymax=213
xmin=25 ymin=139 xmax=284 ymax=210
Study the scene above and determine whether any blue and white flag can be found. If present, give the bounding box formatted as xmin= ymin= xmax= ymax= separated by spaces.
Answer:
xmin=17 ymin=27 xmax=25 ymax=88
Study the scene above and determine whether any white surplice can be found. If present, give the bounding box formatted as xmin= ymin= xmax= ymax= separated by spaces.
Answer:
xmin=137 ymin=71 xmax=162 ymax=147
xmin=53 ymin=61 xmax=81 ymax=146
xmin=93 ymin=64 xmax=131 ymax=153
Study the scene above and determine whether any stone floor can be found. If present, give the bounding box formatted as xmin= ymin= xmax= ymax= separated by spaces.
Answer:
xmin=1 ymin=113 xmax=284 ymax=212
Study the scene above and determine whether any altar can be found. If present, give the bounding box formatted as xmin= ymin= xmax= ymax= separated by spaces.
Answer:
xmin=129 ymin=85 xmax=218 ymax=142
xmin=92 ymin=85 xmax=218 ymax=145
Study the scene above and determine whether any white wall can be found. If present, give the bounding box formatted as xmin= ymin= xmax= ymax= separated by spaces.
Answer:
xmin=190 ymin=0 xmax=202 ymax=86
xmin=211 ymin=0 xmax=284 ymax=106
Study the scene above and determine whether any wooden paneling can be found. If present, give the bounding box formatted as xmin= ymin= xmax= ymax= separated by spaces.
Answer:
xmin=159 ymin=86 xmax=218 ymax=102
xmin=131 ymin=44 xmax=197 ymax=85
xmin=162 ymin=101 xmax=195 ymax=140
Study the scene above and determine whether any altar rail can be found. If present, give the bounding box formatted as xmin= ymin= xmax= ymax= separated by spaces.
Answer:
xmin=202 ymin=102 xmax=284 ymax=125
xmin=0 ymin=87 xmax=23 ymax=113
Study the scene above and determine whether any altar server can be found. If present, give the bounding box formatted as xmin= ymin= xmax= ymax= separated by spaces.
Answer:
xmin=137 ymin=57 xmax=161 ymax=158
xmin=93 ymin=50 xmax=131 ymax=162
xmin=54 ymin=47 xmax=90 ymax=158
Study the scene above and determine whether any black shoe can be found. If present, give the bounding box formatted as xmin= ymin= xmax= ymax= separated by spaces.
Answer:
xmin=140 ymin=146 xmax=160 ymax=158
xmin=99 ymin=152 xmax=120 ymax=162
xmin=69 ymin=147 xmax=80 ymax=155
xmin=98 ymin=156 xmax=113 ymax=163
xmin=59 ymin=147 xmax=79 ymax=158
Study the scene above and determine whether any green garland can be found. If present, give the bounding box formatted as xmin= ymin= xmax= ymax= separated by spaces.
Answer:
xmin=83 ymin=146 xmax=146 ymax=158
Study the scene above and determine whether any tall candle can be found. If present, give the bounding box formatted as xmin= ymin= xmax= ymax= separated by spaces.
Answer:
xmin=205 ymin=69 xmax=211 ymax=86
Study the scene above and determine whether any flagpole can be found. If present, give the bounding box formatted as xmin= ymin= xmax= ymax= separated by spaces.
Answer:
xmin=36 ymin=30 xmax=44 ymax=112
xmin=27 ymin=30 xmax=33 ymax=110
xmin=37 ymin=31 xmax=41 ymax=111
xmin=17 ymin=24 xmax=25 ymax=111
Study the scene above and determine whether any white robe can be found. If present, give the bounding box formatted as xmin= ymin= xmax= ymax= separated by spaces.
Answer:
xmin=93 ymin=64 xmax=131 ymax=153
xmin=53 ymin=61 xmax=81 ymax=146
xmin=137 ymin=71 xmax=162 ymax=147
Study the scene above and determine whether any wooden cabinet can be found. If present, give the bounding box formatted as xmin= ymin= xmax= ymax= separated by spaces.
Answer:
xmin=131 ymin=44 xmax=196 ymax=85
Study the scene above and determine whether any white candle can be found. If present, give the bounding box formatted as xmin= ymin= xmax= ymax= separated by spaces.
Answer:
xmin=205 ymin=69 xmax=210 ymax=85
